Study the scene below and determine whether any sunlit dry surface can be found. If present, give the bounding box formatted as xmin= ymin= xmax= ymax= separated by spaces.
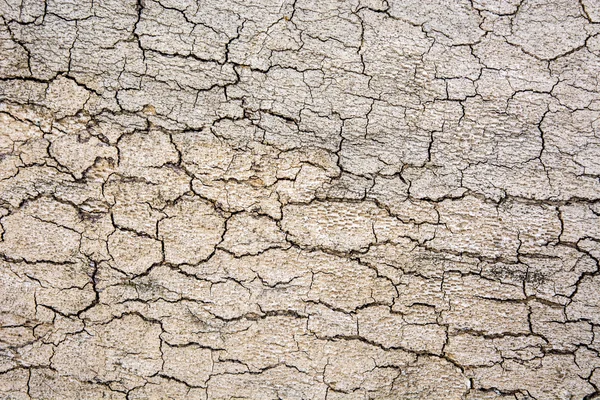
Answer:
xmin=1 ymin=0 xmax=600 ymax=399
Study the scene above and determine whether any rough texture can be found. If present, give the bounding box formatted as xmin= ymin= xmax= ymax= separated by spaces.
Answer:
xmin=0 ymin=0 xmax=599 ymax=399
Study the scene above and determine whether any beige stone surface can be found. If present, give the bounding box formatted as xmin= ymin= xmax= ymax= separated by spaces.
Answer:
xmin=1 ymin=0 xmax=599 ymax=398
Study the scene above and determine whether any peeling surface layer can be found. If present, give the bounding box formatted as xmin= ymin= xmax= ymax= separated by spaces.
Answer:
xmin=1 ymin=0 xmax=600 ymax=399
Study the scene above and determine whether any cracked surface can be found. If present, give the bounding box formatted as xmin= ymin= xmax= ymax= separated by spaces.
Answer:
xmin=1 ymin=0 xmax=600 ymax=399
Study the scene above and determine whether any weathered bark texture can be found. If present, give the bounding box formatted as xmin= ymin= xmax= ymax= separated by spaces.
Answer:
xmin=1 ymin=0 xmax=600 ymax=398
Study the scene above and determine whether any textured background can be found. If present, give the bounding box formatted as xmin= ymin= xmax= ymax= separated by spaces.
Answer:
xmin=1 ymin=0 xmax=600 ymax=399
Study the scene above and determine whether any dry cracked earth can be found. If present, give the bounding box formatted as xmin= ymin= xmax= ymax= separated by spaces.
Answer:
xmin=1 ymin=0 xmax=600 ymax=399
